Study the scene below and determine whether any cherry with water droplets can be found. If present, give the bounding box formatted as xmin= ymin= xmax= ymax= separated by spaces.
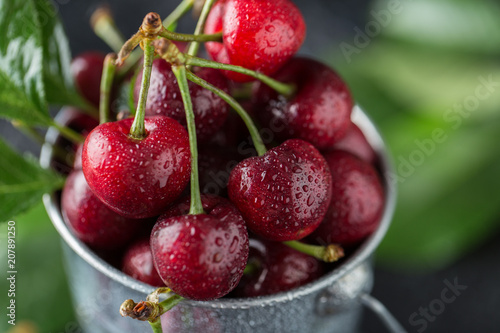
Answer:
xmin=228 ymin=139 xmax=332 ymax=241
xmin=82 ymin=116 xmax=191 ymax=219
xmin=204 ymin=0 xmax=306 ymax=82
xmin=254 ymin=57 xmax=353 ymax=150
xmin=234 ymin=238 xmax=324 ymax=297
xmin=151 ymin=195 xmax=249 ymax=300
xmin=310 ymin=150 xmax=384 ymax=246
xmin=61 ymin=169 xmax=142 ymax=250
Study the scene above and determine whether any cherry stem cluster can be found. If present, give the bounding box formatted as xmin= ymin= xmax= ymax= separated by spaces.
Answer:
xmin=186 ymin=56 xmax=296 ymax=98
xmin=185 ymin=71 xmax=267 ymax=156
xmin=99 ymin=53 xmax=117 ymax=124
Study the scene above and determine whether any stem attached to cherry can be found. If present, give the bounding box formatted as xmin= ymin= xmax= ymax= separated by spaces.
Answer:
xmin=185 ymin=70 xmax=267 ymax=156
xmin=171 ymin=65 xmax=204 ymax=215
xmin=186 ymin=56 xmax=296 ymax=98
xmin=283 ymin=241 xmax=345 ymax=263
xmin=129 ymin=40 xmax=155 ymax=140
xmin=186 ymin=0 xmax=217 ymax=58
xmin=159 ymin=29 xmax=222 ymax=43
xmin=99 ymin=53 xmax=117 ymax=124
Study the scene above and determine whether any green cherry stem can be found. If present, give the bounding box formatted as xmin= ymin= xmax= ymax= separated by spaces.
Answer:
xmin=171 ymin=65 xmax=204 ymax=215
xmin=282 ymin=241 xmax=345 ymax=263
xmin=185 ymin=56 xmax=296 ymax=98
xmin=91 ymin=6 xmax=125 ymax=53
xmin=187 ymin=0 xmax=217 ymax=57
xmin=149 ymin=320 xmax=162 ymax=333
xmin=129 ymin=40 xmax=155 ymax=140
xmin=185 ymin=70 xmax=267 ymax=156
xmin=12 ymin=121 xmax=71 ymax=162
xmin=159 ymin=29 xmax=222 ymax=43
xmin=163 ymin=0 xmax=195 ymax=30
xmin=99 ymin=53 xmax=117 ymax=124
xmin=50 ymin=121 xmax=85 ymax=144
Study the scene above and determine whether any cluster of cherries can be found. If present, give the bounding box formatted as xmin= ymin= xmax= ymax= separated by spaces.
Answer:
xmin=59 ymin=0 xmax=384 ymax=317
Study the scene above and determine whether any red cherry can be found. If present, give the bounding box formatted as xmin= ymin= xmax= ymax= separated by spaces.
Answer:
xmin=134 ymin=59 xmax=229 ymax=141
xmin=228 ymin=139 xmax=332 ymax=241
xmin=330 ymin=123 xmax=377 ymax=165
xmin=82 ymin=116 xmax=191 ymax=219
xmin=204 ymin=0 xmax=306 ymax=82
xmin=151 ymin=195 xmax=249 ymax=300
xmin=311 ymin=150 xmax=384 ymax=246
xmin=61 ymin=169 xmax=142 ymax=250
xmin=234 ymin=238 xmax=324 ymax=297
xmin=122 ymin=237 xmax=165 ymax=287
xmin=254 ymin=57 xmax=353 ymax=150
xmin=71 ymin=52 xmax=105 ymax=107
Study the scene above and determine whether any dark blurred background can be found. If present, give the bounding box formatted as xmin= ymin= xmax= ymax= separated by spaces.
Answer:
xmin=1 ymin=0 xmax=499 ymax=332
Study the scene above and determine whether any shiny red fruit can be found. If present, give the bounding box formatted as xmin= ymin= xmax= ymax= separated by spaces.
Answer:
xmin=61 ymin=169 xmax=142 ymax=250
xmin=204 ymin=0 xmax=306 ymax=82
xmin=254 ymin=57 xmax=353 ymax=150
xmin=134 ymin=59 xmax=229 ymax=141
xmin=234 ymin=239 xmax=324 ymax=297
xmin=311 ymin=150 xmax=384 ymax=246
xmin=151 ymin=195 xmax=249 ymax=300
xmin=330 ymin=123 xmax=377 ymax=165
xmin=228 ymin=139 xmax=332 ymax=241
xmin=71 ymin=52 xmax=105 ymax=107
xmin=82 ymin=116 xmax=191 ymax=219
xmin=122 ymin=237 xmax=165 ymax=287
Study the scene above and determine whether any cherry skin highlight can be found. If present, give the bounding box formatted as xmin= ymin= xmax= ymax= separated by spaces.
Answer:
xmin=228 ymin=139 xmax=332 ymax=241
xmin=61 ymin=169 xmax=142 ymax=250
xmin=122 ymin=237 xmax=165 ymax=287
xmin=151 ymin=195 xmax=249 ymax=300
xmin=82 ymin=116 xmax=191 ymax=219
xmin=204 ymin=0 xmax=306 ymax=82
xmin=134 ymin=59 xmax=229 ymax=141
xmin=234 ymin=238 xmax=324 ymax=297
xmin=254 ymin=57 xmax=353 ymax=150
xmin=329 ymin=123 xmax=377 ymax=165
xmin=311 ymin=150 xmax=385 ymax=246
xmin=71 ymin=52 xmax=106 ymax=107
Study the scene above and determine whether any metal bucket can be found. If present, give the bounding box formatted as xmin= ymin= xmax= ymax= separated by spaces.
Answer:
xmin=40 ymin=106 xmax=401 ymax=333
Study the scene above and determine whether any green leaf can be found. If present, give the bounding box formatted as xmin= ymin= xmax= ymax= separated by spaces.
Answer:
xmin=36 ymin=0 xmax=91 ymax=110
xmin=0 ymin=0 xmax=51 ymax=125
xmin=0 ymin=138 xmax=64 ymax=222
xmin=0 ymin=201 xmax=75 ymax=332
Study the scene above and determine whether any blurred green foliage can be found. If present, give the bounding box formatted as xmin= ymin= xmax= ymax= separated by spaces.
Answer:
xmin=331 ymin=0 xmax=500 ymax=271
xmin=0 ymin=202 xmax=75 ymax=333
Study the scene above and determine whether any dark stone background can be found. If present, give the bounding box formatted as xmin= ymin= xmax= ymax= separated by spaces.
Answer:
xmin=2 ymin=0 xmax=498 ymax=332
